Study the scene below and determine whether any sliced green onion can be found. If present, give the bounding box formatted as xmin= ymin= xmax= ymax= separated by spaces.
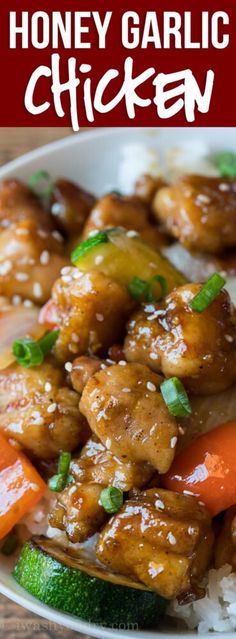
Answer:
xmin=160 ymin=377 xmax=192 ymax=417
xmin=71 ymin=231 xmax=109 ymax=264
xmin=128 ymin=277 xmax=148 ymax=300
xmin=12 ymin=338 xmax=44 ymax=368
xmin=128 ymin=275 xmax=167 ymax=303
xmin=13 ymin=330 xmax=59 ymax=368
xmin=48 ymin=450 xmax=72 ymax=492
xmin=100 ymin=486 xmax=123 ymax=514
xmin=28 ymin=170 xmax=53 ymax=198
xmin=214 ymin=151 xmax=236 ymax=178
xmin=58 ymin=451 xmax=71 ymax=476
xmin=146 ymin=275 xmax=168 ymax=303
xmin=48 ymin=474 xmax=67 ymax=492
xmin=38 ymin=329 xmax=59 ymax=355
xmin=1 ymin=533 xmax=18 ymax=556
xmin=190 ymin=273 xmax=226 ymax=313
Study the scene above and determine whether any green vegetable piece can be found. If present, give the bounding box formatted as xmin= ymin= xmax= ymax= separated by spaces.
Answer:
xmin=14 ymin=540 xmax=167 ymax=628
xmin=214 ymin=151 xmax=236 ymax=178
xmin=28 ymin=170 xmax=53 ymax=198
xmin=190 ymin=273 xmax=226 ymax=313
xmin=160 ymin=377 xmax=192 ymax=417
xmin=100 ymin=486 xmax=123 ymax=513
xmin=71 ymin=231 xmax=109 ymax=263
xmin=13 ymin=330 xmax=59 ymax=368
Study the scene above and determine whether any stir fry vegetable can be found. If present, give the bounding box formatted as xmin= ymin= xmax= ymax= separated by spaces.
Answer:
xmin=163 ymin=421 xmax=236 ymax=516
xmin=0 ymin=434 xmax=46 ymax=540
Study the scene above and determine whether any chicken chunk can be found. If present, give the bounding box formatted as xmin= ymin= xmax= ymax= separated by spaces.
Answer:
xmin=0 ymin=179 xmax=53 ymax=231
xmin=80 ymin=363 xmax=178 ymax=473
xmin=135 ymin=174 xmax=167 ymax=206
xmin=0 ymin=360 xmax=86 ymax=459
xmin=51 ymin=178 xmax=95 ymax=236
xmin=215 ymin=506 xmax=236 ymax=570
xmin=0 ymin=219 xmax=67 ymax=304
xmin=154 ymin=175 xmax=236 ymax=253
xmin=82 ymin=193 xmax=167 ymax=250
xmin=52 ymin=268 xmax=134 ymax=362
xmin=70 ymin=356 xmax=105 ymax=394
xmin=124 ymin=284 xmax=236 ymax=395
xmin=49 ymin=436 xmax=153 ymax=542
xmin=96 ymin=488 xmax=214 ymax=599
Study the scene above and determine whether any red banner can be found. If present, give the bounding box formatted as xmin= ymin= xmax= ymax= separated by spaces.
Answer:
xmin=0 ymin=0 xmax=235 ymax=127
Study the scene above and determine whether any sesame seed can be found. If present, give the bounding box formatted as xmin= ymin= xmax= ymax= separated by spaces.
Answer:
xmin=51 ymin=202 xmax=63 ymax=216
xmin=88 ymin=229 xmax=100 ymax=237
xmin=15 ymin=227 xmax=29 ymax=235
xmin=52 ymin=230 xmax=63 ymax=242
xmin=118 ymin=360 xmax=127 ymax=366
xmin=219 ymin=183 xmax=230 ymax=192
xmin=62 ymin=275 xmax=72 ymax=284
xmin=155 ymin=499 xmax=165 ymax=510
xmin=105 ymin=438 xmax=111 ymax=449
xmin=147 ymin=381 xmax=156 ymax=392
xmin=196 ymin=194 xmax=211 ymax=205
xmin=47 ymin=403 xmax=57 ymax=413
xmin=0 ymin=260 xmax=12 ymax=276
xmin=37 ymin=229 xmax=47 ymax=239
xmin=122 ymin=387 xmax=131 ymax=393
xmin=178 ymin=426 xmax=185 ymax=435
xmin=15 ymin=272 xmax=29 ymax=282
xmin=170 ymin=436 xmax=177 ymax=449
xmin=225 ymin=334 xmax=234 ymax=343
xmin=72 ymin=270 xmax=82 ymax=280
xmin=72 ymin=332 xmax=79 ymax=343
xmin=45 ymin=382 xmax=52 ymax=392
xmin=126 ymin=230 xmax=139 ymax=238
xmin=188 ymin=526 xmax=195 ymax=535
xmin=12 ymin=294 xmax=22 ymax=305
xmin=167 ymin=532 xmax=176 ymax=545
xmin=96 ymin=313 xmax=104 ymax=322
xmin=61 ymin=266 xmax=71 ymax=275
xmin=33 ymin=282 xmax=42 ymax=298
xmin=65 ymin=361 xmax=73 ymax=372
xmin=183 ymin=490 xmax=195 ymax=496
xmin=40 ymin=250 xmax=50 ymax=265
xmin=150 ymin=352 xmax=158 ymax=360
xmin=23 ymin=299 xmax=33 ymax=308
xmin=95 ymin=255 xmax=104 ymax=265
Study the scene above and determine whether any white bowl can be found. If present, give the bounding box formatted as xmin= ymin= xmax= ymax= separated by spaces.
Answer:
xmin=0 ymin=127 xmax=236 ymax=639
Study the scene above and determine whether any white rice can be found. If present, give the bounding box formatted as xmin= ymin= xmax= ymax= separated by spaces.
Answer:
xmin=168 ymin=565 xmax=236 ymax=633
xmin=118 ymin=139 xmax=219 ymax=194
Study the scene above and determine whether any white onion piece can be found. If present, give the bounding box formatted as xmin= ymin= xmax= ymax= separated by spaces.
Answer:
xmin=179 ymin=384 xmax=236 ymax=451
xmin=0 ymin=301 xmax=45 ymax=370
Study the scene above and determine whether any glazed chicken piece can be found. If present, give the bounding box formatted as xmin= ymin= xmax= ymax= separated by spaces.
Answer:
xmin=51 ymin=178 xmax=95 ymax=236
xmin=0 ymin=178 xmax=53 ymax=231
xmin=49 ymin=436 xmax=153 ymax=542
xmin=215 ymin=506 xmax=236 ymax=570
xmin=96 ymin=488 xmax=214 ymax=600
xmin=80 ymin=362 xmax=178 ymax=473
xmin=70 ymin=355 xmax=105 ymax=394
xmin=135 ymin=174 xmax=166 ymax=206
xmin=0 ymin=359 xmax=87 ymax=459
xmin=52 ymin=268 xmax=134 ymax=362
xmin=124 ymin=284 xmax=236 ymax=395
xmin=82 ymin=193 xmax=167 ymax=250
xmin=0 ymin=219 xmax=68 ymax=304
xmin=153 ymin=175 xmax=236 ymax=253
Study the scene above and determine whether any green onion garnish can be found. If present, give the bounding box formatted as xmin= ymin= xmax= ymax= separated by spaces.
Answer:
xmin=214 ymin=152 xmax=236 ymax=178
xmin=71 ymin=231 xmax=109 ymax=264
xmin=13 ymin=329 xmax=59 ymax=368
xmin=28 ymin=170 xmax=53 ymax=198
xmin=190 ymin=273 xmax=226 ymax=313
xmin=128 ymin=277 xmax=148 ymax=300
xmin=100 ymin=486 xmax=123 ymax=514
xmin=48 ymin=474 xmax=67 ymax=492
xmin=58 ymin=451 xmax=71 ymax=476
xmin=1 ymin=533 xmax=18 ymax=556
xmin=128 ymin=275 xmax=167 ymax=303
xmin=160 ymin=377 xmax=192 ymax=417
xmin=48 ymin=451 xmax=72 ymax=492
